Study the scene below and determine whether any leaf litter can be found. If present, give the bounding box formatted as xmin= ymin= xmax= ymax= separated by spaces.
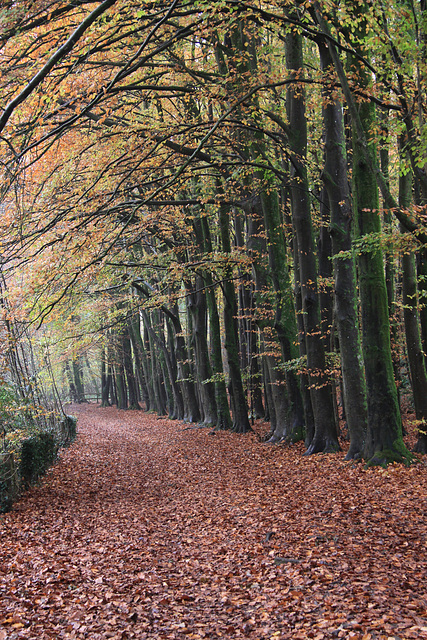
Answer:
xmin=0 ymin=404 xmax=426 ymax=640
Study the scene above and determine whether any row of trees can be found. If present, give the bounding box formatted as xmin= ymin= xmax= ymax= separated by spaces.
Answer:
xmin=1 ymin=0 xmax=427 ymax=465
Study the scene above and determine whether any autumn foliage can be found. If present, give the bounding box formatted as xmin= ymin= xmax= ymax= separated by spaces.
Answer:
xmin=2 ymin=2 xmax=427 ymax=477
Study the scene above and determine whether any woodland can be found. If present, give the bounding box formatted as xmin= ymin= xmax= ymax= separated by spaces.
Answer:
xmin=1 ymin=3 xmax=427 ymax=639
xmin=2 ymin=0 xmax=427 ymax=472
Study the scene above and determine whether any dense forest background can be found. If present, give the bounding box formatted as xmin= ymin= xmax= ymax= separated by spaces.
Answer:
xmin=1 ymin=0 xmax=427 ymax=467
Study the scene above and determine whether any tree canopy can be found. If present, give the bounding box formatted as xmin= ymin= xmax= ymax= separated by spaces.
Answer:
xmin=1 ymin=0 xmax=427 ymax=465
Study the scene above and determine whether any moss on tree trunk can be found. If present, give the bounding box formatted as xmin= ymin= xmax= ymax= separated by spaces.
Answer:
xmin=320 ymin=41 xmax=367 ymax=459
xmin=286 ymin=28 xmax=339 ymax=454
xmin=352 ymin=93 xmax=410 ymax=466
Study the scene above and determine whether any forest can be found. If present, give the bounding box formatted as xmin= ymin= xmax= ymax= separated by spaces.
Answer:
xmin=2 ymin=2 xmax=427 ymax=638
xmin=1 ymin=0 xmax=427 ymax=469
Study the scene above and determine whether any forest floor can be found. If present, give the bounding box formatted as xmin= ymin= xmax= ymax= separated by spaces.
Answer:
xmin=1 ymin=405 xmax=427 ymax=640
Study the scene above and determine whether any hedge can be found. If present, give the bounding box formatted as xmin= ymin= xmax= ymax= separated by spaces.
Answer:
xmin=0 ymin=414 xmax=77 ymax=512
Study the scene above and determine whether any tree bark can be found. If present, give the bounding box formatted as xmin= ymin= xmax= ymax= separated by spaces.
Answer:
xmin=286 ymin=27 xmax=339 ymax=454
xmin=187 ymin=274 xmax=218 ymax=427
xmin=123 ymin=317 xmax=140 ymax=410
xmin=141 ymin=308 xmax=184 ymax=420
xmin=198 ymin=215 xmax=232 ymax=430
xmin=218 ymin=199 xmax=251 ymax=433
xmin=100 ymin=347 xmax=112 ymax=407
xmin=65 ymin=361 xmax=78 ymax=404
xmin=348 ymin=26 xmax=410 ymax=465
xmin=399 ymin=159 xmax=427 ymax=453
xmin=72 ymin=356 xmax=87 ymax=404
xmin=319 ymin=41 xmax=367 ymax=459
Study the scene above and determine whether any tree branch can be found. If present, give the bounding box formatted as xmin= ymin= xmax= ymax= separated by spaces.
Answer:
xmin=312 ymin=1 xmax=427 ymax=243
xmin=0 ymin=0 xmax=117 ymax=134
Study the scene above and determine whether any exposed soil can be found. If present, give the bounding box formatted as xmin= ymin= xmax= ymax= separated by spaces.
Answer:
xmin=1 ymin=404 xmax=426 ymax=640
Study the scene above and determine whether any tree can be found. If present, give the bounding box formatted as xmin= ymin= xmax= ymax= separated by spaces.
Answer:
xmin=1 ymin=0 xmax=427 ymax=465
xmin=285 ymin=24 xmax=339 ymax=454
xmin=319 ymin=41 xmax=367 ymax=460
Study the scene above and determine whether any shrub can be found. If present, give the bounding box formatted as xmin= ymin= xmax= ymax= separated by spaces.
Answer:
xmin=0 ymin=453 xmax=18 ymax=513
xmin=59 ymin=414 xmax=77 ymax=445
xmin=19 ymin=432 xmax=58 ymax=486
xmin=0 ymin=381 xmax=78 ymax=508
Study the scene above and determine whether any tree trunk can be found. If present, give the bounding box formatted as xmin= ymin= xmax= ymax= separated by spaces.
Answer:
xmin=128 ymin=322 xmax=149 ymax=411
xmin=129 ymin=314 xmax=154 ymax=411
xmin=187 ymin=274 xmax=218 ymax=427
xmin=198 ymin=215 xmax=232 ymax=430
xmin=170 ymin=302 xmax=201 ymax=424
xmin=286 ymin=27 xmax=339 ymax=454
xmin=417 ymin=250 xmax=427 ymax=369
xmin=141 ymin=309 xmax=184 ymax=420
xmin=245 ymin=194 xmax=303 ymax=440
xmin=100 ymin=347 xmax=112 ymax=407
xmin=259 ymin=189 xmax=305 ymax=442
xmin=114 ymin=348 xmax=128 ymax=410
xmin=218 ymin=199 xmax=251 ymax=433
xmin=72 ymin=356 xmax=87 ymax=404
xmin=319 ymin=41 xmax=367 ymax=459
xmin=380 ymin=113 xmax=401 ymax=408
xmin=293 ymin=235 xmax=315 ymax=446
xmin=399 ymin=159 xmax=427 ymax=453
xmin=144 ymin=313 xmax=167 ymax=416
xmin=65 ymin=361 xmax=78 ymax=403
xmin=123 ymin=317 xmax=140 ymax=410
xmin=349 ymin=36 xmax=410 ymax=465
xmin=250 ymin=334 xmax=265 ymax=420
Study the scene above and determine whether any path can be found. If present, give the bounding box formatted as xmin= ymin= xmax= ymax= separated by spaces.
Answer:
xmin=1 ymin=405 xmax=427 ymax=639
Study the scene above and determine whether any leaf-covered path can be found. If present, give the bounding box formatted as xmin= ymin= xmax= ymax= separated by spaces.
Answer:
xmin=1 ymin=405 xmax=427 ymax=640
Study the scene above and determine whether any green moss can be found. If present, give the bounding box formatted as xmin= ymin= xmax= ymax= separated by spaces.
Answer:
xmin=287 ymin=424 xmax=305 ymax=444
xmin=0 ymin=453 xmax=18 ymax=513
xmin=365 ymin=440 xmax=413 ymax=468
xmin=60 ymin=414 xmax=77 ymax=445
xmin=20 ymin=432 xmax=58 ymax=486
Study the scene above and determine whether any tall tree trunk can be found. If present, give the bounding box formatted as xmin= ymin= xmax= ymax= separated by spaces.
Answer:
xmin=144 ymin=313 xmax=167 ymax=416
xmin=169 ymin=302 xmax=201 ymax=424
xmin=114 ymin=346 xmax=128 ymax=410
xmin=218 ymin=199 xmax=251 ymax=433
xmin=129 ymin=313 xmax=155 ymax=412
xmin=128 ymin=318 xmax=150 ymax=411
xmin=245 ymin=194 xmax=303 ymax=441
xmin=100 ymin=346 xmax=112 ymax=407
xmin=123 ymin=317 xmax=140 ymax=410
xmin=249 ymin=330 xmax=265 ymax=420
xmin=187 ymin=274 xmax=218 ymax=427
xmin=65 ymin=361 xmax=78 ymax=403
xmin=234 ymin=209 xmax=250 ymax=376
xmin=319 ymin=41 xmax=367 ymax=459
xmin=84 ymin=354 xmax=100 ymax=401
xmin=348 ymin=16 xmax=410 ymax=465
xmin=132 ymin=282 xmax=200 ymax=421
xmin=198 ymin=215 xmax=232 ymax=430
xmin=380 ymin=112 xmax=401 ymax=408
xmin=141 ymin=309 xmax=184 ymax=420
xmin=72 ymin=356 xmax=87 ymax=404
xmin=259 ymin=189 xmax=305 ymax=442
xmin=218 ymin=24 xmax=299 ymax=436
xmin=317 ymin=184 xmax=340 ymax=438
xmin=417 ymin=251 xmax=427 ymax=369
xmin=107 ymin=339 xmax=118 ymax=407
xmin=286 ymin=27 xmax=339 ymax=454
xmin=292 ymin=236 xmax=315 ymax=447
xmin=399 ymin=157 xmax=427 ymax=453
